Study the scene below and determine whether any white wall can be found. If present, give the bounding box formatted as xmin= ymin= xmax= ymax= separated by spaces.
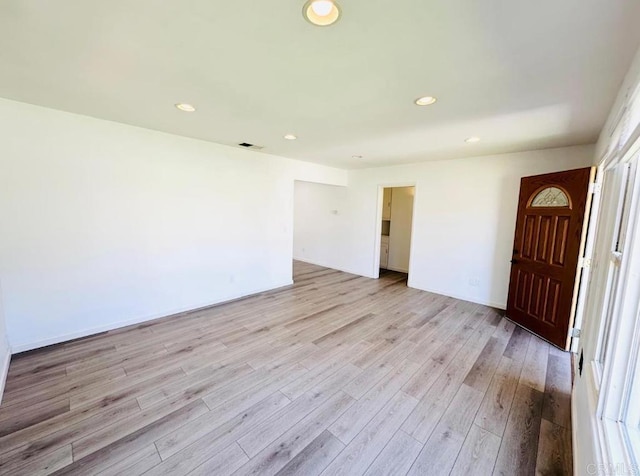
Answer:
xmin=0 ymin=96 xmax=597 ymax=355
xmin=293 ymin=181 xmax=350 ymax=271
xmin=355 ymin=146 xmax=595 ymax=307
xmin=330 ymin=145 xmax=595 ymax=308
xmin=387 ymin=187 xmax=414 ymax=273
xmin=0 ymin=98 xmax=347 ymax=352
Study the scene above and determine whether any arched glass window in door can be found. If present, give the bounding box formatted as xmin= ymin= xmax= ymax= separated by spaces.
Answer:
xmin=530 ymin=186 xmax=569 ymax=207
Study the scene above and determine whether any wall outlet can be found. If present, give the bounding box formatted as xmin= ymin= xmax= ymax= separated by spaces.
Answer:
xmin=468 ymin=277 xmax=480 ymax=287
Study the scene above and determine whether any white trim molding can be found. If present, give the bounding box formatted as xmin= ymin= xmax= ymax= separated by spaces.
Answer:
xmin=0 ymin=347 xmax=10 ymax=404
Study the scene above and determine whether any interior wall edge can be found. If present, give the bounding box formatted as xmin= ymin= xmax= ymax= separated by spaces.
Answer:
xmin=0 ymin=278 xmax=9 ymax=403
xmin=291 ymin=257 xmax=371 ymax=279
xmin=10 ymin=279 xmax=294 ymax=354
xmin=407 ymin=282 xmax=508 ymax=311
xmin=0 ymin=349 xmax=10 ymax=404
xmin=0 ymin=97 xmax=349 ymax=352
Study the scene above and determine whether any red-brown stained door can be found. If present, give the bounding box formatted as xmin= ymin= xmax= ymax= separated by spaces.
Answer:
xmin=506 ymin=167 xmax=593 ymax=349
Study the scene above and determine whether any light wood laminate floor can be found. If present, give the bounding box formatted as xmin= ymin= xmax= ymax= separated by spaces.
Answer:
xmin=0 ymin=261 xmax=573 ymax=475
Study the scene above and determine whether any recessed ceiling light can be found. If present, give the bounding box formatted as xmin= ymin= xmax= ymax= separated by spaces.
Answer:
xmin=352 ymin=155 xmax=363 ymax=159
xmin=303 ymin=0 xmax=341 ymax=27
xmin=175 ymin=103 xmax=196 ymax=112
xmin=284 ymin=134 xmax=297 ymax=140
xmin=465 ymin=136 xmax=481 ymax=143
xmin=415 ymin=96 xmax=437 ymax=106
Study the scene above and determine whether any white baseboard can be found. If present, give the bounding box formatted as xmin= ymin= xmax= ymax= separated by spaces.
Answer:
xmin=0 ymin=348 xmax=11 ymax=404
xmin=11 ymin=280 xmax=294 ymax=354
xmin=296 ymin=258 xmax=506 ymax=310
xmin=407 ymin=283 xmax=507 ymax=310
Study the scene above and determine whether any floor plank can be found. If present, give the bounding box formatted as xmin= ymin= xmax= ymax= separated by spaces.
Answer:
xmin=474 ymin=356 xmax=523 ymax=437
xmin=234 ymin=391 xmax=354 ymax=475
xmin=450 ymin=424 xmax=501 ymax=476
xmin=188 ymin=443 xmax=248 ymax=476
xmin=322 ymin=391 xmax=418 ymax=476
xmin=0 ymin=261 xmax=573 ymax=475
xmin=363 ymin=430 xmax=422 ymax=476
xmin=275 ymin=430 xmax=345 ymax=476
xmin=535 ymin=418 xmax=573 ymax=476
xmin=329 ymin=360 xmax=419 ymax=444
xmin=95 ymin=444 xmax=160 ymax=476
xmin=9 ymin=445 xmax=73 ymax=476
xmin=407 ymin=384 xmax=484 ymax=476
xmin=493 ymin=384 xmax=544 ymax=476
xmin=542 ymin=350 xmax=572 ymax=430
xmin=155 ymin=390 xmax=291 ymax=461
xmin=519 ymin=336 xmax=550 ymax=393
xmin=237 ymin=389 xmax=337 ymax=458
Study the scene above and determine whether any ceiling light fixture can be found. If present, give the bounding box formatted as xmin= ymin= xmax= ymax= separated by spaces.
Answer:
xmin=352 ymin=155 xmax=363 ymax=159
xmin=284 ymin=134 xmax=297 ymax=140
xmin=303 ymin=0 xmax=341 ymax=26
xmin=175 ymin=103 xmax=196 ymax=112
xmin=465 ymin=136 xmax=481 ymax=143
xmin=415 ymin=96 xmax=437 ymax=106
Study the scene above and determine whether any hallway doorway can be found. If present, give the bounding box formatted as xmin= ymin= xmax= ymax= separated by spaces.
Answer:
xmin=376 ymin=186 xmax=415 ymax=285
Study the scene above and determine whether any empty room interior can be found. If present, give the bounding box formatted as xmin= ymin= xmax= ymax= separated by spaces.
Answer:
xmin=2 ymin=1 xmax=640 ymax=475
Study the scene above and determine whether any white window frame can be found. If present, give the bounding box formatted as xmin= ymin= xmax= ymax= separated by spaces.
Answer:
xmin=589 ymin=132 xmax=640 ymax=471
xmin=596 ymin=153 xmax=640 ymax=469
xmin=589 ymin=166 xmax=624 ymax=380
xmin=596 ymin=161 xmax=638 ymax=367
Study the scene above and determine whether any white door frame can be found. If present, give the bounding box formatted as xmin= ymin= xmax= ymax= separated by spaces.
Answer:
xmin=372 ymin=182 xmax=418 ymax=287
xmin=568 ymin=166 xmax=598 ymax=351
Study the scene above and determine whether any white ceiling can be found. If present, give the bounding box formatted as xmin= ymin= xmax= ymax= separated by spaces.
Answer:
xmin=1 ymin=1 xmax=639 ymax=169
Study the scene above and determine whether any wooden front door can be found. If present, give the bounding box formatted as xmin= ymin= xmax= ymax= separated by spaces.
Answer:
xmin=506 ymin=167 xmax=593 ymax=349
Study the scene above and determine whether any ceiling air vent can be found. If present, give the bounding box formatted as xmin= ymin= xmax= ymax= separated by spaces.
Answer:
xmin=238 ymin=142 xmax=264 ymax=150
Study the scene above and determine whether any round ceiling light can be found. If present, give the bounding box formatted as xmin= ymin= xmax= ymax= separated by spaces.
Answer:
xmin=175 ymin=103 xmax=196 ymax=112
xmin=415 ymin=96 xmax=437 ymax=106
xmin=303 ymin=0 xmax=341 ymax=26
xmin=465 ymin=136 xmax=481 ymax=143
xmin=284 ymin=134 xmax=298 ymax=140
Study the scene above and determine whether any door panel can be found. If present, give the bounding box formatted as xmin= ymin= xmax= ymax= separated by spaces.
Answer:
xmin=553 ymin=217 xmax=570 ymax=266
xmin=535 ymin=216 xmax=552 ymax=263
xmin=506 ymin=167 xmax=593 ymax=349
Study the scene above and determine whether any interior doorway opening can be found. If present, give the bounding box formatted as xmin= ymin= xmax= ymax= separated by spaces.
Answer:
xmin=376 ymin=186 xmax=416 ymax=286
